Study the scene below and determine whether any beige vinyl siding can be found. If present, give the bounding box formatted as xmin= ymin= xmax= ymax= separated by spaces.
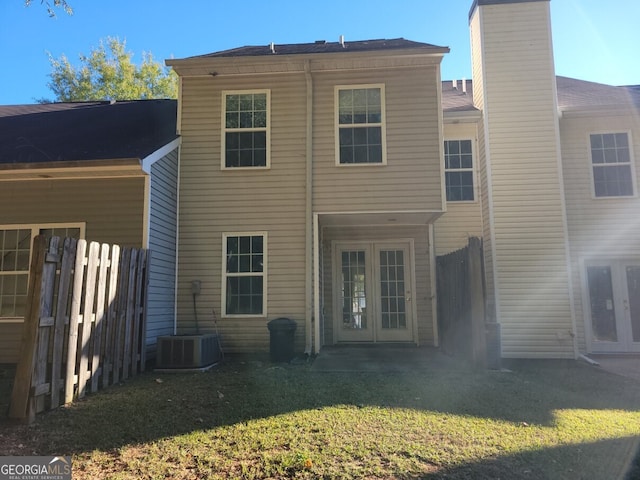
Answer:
xmin=470 ymin=7 xmax=496 ymax=315
xmin=0 ymin=178 xmax=145 ymax=247
xmin=474 ymin=1 xmax=574 ymax=358
xmin=312 ymin=67 xmax=444 ymax=213
xmin=177 ymin=74 xmax=307 ymax=353
xmin=435 ymin=123 xmax=483 ymax=255
xmin=560 ymin=111 xmax=640 ymax=352
xmin=321 ymin=225 xmax=433 ymax=346
xmin=0 ymin=176 xmax=145 ymax=363
xmin=0 ymin=321 xmax=22 ymax=363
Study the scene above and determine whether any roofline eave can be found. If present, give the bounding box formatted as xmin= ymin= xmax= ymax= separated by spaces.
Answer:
xmin=166 ymin=48 xmax=450 ymax=77
xmin=0 ymin=157 xmax=147 ymax=181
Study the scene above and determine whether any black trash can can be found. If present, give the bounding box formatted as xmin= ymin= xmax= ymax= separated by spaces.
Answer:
xmin=267 ymin=317 xmax=297 ymax=362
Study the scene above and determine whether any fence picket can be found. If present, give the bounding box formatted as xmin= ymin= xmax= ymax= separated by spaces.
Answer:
xmin=77 ymin=242 xmax=100 ymax=399
xmin=33 ymin=237 xmax=60 ymax=414
xmin=131 ymin=250 xmax=146 ymax=372
xmin=102 ymin=244 xmax=120 ymax=389
xmin=10 ymin=236 xmax=150 ymax=422
xmin=90 ymin=243 xmax=110 ymax=393
xmin=136 ymin=250 xmax=149 ymax=371
xmin=122 ymin=249 xmax=138 ymax=380
xmin=50 ymin=237 xmax=77 ymax=409
xmin=112 ymin=248 xmax=131 ymax=385
xmin=65 ymin=239 xmax=87 ymax=405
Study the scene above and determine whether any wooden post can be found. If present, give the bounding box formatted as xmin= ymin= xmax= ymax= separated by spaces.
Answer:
xmin=9 ymin=235 xmax=48 ymax=422
xmin=468 ymin=237 xmax=486 ymax=367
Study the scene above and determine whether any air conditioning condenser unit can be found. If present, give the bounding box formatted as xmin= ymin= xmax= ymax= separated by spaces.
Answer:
xmin=156 ymin=334 xmax=221 ymax=370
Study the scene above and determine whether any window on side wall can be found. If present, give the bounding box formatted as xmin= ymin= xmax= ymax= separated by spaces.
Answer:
xmin=0 ymin=225 xmax=82 ymax=319
xmin=336 ymin=85 xmax=386 ymax=165
xmin=222 ymin=233 xmax=266 ymax=317
xmin=590 ymin=133 xmax=635 ymax=197
xmin=444 ymin=139 xmax=474 ymax=201
xmin=222 ymin=91 xmax=270 ymax=169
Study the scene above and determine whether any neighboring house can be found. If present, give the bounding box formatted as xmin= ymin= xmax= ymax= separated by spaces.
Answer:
xmin=166 ymin=0 xmax=640 ymax=359
xmin=0 ymin=100 xmax=180 ymax=363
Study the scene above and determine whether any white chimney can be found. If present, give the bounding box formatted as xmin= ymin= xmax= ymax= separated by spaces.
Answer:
xmin=452 ymin=79 xmax=458 ymax=90
xmin=339 ymin=35 xmax=345 ymax=47
xmin=269 ymin=42 xmax=275 ymax=54
xmin=462 ymin=78 xmax=467 ymax=94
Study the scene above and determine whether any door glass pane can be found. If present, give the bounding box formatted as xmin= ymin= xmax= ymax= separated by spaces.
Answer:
xmin=341 ymin=250 xmax=367 ymax=329
xmin=587 ymin=266 xmax=618 ymax=342
xmin=626 ymin=266 xmax=640 ymax=342
xmin=380 ymin=250 xmax=406 ymax=330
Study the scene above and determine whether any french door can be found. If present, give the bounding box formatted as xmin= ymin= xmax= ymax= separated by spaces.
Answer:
xmin=334 ymin=241 xmax=414 ymax=343
xmin=586 ymin=260 xmax=640 ymax=353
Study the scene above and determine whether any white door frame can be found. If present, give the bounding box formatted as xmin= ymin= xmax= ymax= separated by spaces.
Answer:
xmin=583 ymin=258 xmax=640 ymax=353
xmin=332 ymin=239 xmax=416 ymax=344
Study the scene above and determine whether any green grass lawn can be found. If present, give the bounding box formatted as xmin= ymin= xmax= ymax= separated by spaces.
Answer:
xmin=2 ymin=356 xmax=640 ymax=479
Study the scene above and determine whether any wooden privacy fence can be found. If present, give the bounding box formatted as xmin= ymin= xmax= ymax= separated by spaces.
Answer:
xmin=436 ymin=237 xmax=486 ymax=366
xmin=9 ymin=235 xmax=149 ymax=423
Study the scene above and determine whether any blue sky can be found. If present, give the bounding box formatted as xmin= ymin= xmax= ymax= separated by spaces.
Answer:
xmin=0 ymin=0 xmax=638 ymax=104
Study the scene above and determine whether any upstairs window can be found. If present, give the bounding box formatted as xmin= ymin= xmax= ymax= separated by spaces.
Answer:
xmin=223 ymin=233 xmax=266 ymax=317
xmin=222 ymin=91 xmax=270 ymax=169
xmin=590 ymin=133 xmax=635 ymax=197
xmin=444 ymin=139 xmax=475 ymax=201
xmin=336 ymin=85 xmax=386 ymax=165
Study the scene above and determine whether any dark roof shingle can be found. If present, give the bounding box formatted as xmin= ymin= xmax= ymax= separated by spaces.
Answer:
xmin=186 ymin=38 xmax=448 ymax=59
xmin=441 ymin=76 xmax=640 ymax=113
xmin=0 ymin=100 xmax=178 ymax=164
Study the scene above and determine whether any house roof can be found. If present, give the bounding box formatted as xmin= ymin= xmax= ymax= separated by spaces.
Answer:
xmin=441 ymin=79 xmax=476 ymax=113
xmin=555 ymin=76 xmax=640 ymax=111
xmin=0 ymin=100 xmax=178 ymax=165
xmin=181 ymin=38 xmax=449 ymax=59
xmin=441 ymin=76 xmax=640 ymax=114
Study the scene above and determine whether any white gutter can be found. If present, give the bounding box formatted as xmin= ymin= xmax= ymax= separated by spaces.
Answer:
xmin=304 ymin=60 xmax=314 ymax=355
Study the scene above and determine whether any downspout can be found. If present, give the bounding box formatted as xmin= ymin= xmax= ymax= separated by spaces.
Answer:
xmin=304 ymin=60 xmax=314 ymax=355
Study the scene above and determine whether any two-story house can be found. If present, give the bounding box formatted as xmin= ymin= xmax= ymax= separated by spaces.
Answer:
xmin=167 ymin=0 xmax=640 ymax=360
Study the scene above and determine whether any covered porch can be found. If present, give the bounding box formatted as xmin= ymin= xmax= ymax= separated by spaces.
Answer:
xmin=312 ymin=211 xmax=443 ymax=352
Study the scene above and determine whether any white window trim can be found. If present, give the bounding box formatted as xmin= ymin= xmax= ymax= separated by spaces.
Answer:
xmin=221 ymin=231 xmax=268 ymax=318
xmin=221 ymin=89 xmax=271 ymax=170
xmin=443 ymin=137 xmax=477 ymax=203
xmin=0 ymin=222 xmax=86 ymax=321
xmin=588 ymin=130 xmax=637 ymax=199
xmin=334 ymin=84 xmax=387 ymax=167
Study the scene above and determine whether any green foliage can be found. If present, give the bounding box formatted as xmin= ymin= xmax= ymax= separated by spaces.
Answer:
xmin=44 ymin=37 xmax=178 ymax=102
xmin=24 ymin=0 xmax=73 ymax=17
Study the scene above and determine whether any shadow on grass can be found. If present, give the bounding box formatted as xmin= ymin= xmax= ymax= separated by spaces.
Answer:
xmin=2 ymin=354 xmax=640 ymax=478
xmin=417 ymin=436 xmax=640 ymax=480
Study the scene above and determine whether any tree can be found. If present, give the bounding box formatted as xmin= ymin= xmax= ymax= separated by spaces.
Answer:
xmin=43 ymin=37 xmax=178 ymax=102
xmin=24 ymin=0 xmax=73 ymax=17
